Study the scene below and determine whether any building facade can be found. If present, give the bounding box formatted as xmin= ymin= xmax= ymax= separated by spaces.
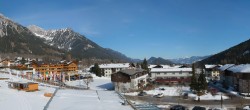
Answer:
xmin=32 ymin=61 xmax=78 ymax=82
xmin=99 ymin=63 xmax=130 ymax=77
xmin=111 ymin=69 xmax=148 ymax=92
xmin=225 ymin=64 xmax=250 ymax=95
xmin=150 ymin=68 xmax=192 ymax=85
xmin=205 ymin=65 xmax=221 ymax=81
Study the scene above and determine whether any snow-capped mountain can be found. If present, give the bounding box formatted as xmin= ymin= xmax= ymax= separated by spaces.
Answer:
xmin=0 ymin=13 xmax=63 ymax=56
xmin=28 ymin=25 xmax=93 ymax=51
xmin=169 ymin=56 xmax=210 ymax=64
xmin=0 ymin=14 xmax=33 ymax=37
xmin=28 ymin=25 xmax=131 ymax=61
xmin=147 ymin=57 xmax=173 ymax=65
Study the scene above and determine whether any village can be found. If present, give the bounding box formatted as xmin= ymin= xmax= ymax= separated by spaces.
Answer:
xmin=0 ymin=57 xmax=250 ymax=110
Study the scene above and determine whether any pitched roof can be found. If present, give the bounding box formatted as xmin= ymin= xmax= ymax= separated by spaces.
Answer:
xmin=99 ymin=63 xmax=130 ymax=68
xmin=119 ymin=68 xmax=145 ymax=76
xmin=227 ymin=64 xmax=250 ymax=73
xmin=218 ymin=64 xmax=235 ymax=71
xmin=205 ymin=64 xmax=217 ymax=69
xmin=150 ymin=68 xmax=192 ymax=72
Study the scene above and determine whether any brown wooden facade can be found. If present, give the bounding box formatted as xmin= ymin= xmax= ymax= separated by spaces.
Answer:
xmin=32 ymin=61 xmax=78 ymax=81
xmin=8 ymin=82 xmax=38 ymax=92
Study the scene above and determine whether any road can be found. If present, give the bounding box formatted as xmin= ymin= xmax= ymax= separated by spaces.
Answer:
xmin=125 ymin=94 xmax=249 ymax=109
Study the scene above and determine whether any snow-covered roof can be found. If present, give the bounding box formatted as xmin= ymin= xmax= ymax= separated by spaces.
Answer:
xmin=227 ymin=64 xmax=250 ymax=73
xmin=218 ymin=64 xmax=235 ymax=71
xmin=205 ymin=64 xmax=217 ymax=69
xmin=151 ymin=68 xmax=192 ymax=72
xmin=99 ymin=63 xmax=130 ymax=68
xmin=162 ymin=65 xmax=171 ymax=68
xmin=148 ymin=64 xmax=171 ymax=69
xmin=120 ymin=69 xmax=145 ymax=76
xmin=148 ymin=65 xmax=157 ymax=69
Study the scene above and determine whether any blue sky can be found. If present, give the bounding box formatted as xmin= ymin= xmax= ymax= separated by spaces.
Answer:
xmin=1 ymin=0 xmax=250 ymax=59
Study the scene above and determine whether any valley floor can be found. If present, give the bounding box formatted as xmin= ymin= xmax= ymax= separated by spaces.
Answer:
xmin=0 ymin=72 xmax=133 ymax=110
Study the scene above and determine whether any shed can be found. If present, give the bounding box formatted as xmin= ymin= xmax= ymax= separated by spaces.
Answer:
xmin=8 ymin=82 xmax=38 ymax=92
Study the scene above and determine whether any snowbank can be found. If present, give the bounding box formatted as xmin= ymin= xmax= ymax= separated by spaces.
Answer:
xmin=125 ymin=86 xmax=190 ymax=96
xmin=189 ymin=92 xmax=229 ymax=101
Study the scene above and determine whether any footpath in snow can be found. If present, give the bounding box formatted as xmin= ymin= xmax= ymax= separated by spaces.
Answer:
xmin=49 ymin=75 xmax=133 ymax=110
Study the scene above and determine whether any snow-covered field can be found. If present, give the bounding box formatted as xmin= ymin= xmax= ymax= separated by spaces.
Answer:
xmin=125 ymin=86 xmax=190 ymax=96
xmin=48 ymin=89 xmax=132 ymax=110
xmin=65 ymin=74 xmax=114 ymax=90
xmin=0 ymin=71 xmax=132 ymax=110
xmin=51 ymin=74 xmax=132 ymax=110
xmin=0 ymin=73 xmax=55 ymax=110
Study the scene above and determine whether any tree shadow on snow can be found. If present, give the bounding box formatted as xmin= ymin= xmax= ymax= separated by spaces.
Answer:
xmin=97 ymin=83 xmax=114 ymax=90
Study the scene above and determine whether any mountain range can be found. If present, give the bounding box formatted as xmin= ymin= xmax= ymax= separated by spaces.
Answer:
xmin=199 ymin=39 xmax=250 ymax=64
xmin=146 ymin=56 xmax=209 ymax=65
xmin=1 ymin=13 xmax=250 ymax=64
xmin=0 ymin=14 xmax=63 ymax=57
xmin=170 ymin=56 xmax=210 ymax=64
xmin=0 ymin=13 xmax=131 ymax=62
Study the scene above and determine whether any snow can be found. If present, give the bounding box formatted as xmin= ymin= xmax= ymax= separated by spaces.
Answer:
xmin=50 ymin=75 xmax=132 ymax=110
xmin=99 ymin=63 xmax=130 ymax=69
xmin=125 ymin=86 xmax=229 ymax=101
xmin=205 ymin=64 xmax=217 ymax=69
xmin=65 ymin=75 xmax=114 ymax=90
xmin=189 ymin=92 xmax=229 ymax=101
xmin=125 ymin=86 xmax=190 ymax=96
xmin=34 ymin=33 xmax=53 ymax=41
xmin=219 ymin=64 xmax=235 ymax=71
xmin=151 ymin=68 xmax=192 ymax=72
xmin=0 ymin=73 xmax=55 ymax=110
xmin=48 ymin=89 xmax=132 ymax=110
xmin=227 ymin=64 xmax=250 ymax=73
xmin=0 ymin=70 xmax=133 ymax=110
xmin=243 ymin=50 xmax=250 ymax=55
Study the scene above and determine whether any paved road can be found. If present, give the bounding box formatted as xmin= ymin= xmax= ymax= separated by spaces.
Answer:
xmin=125 ymin=94 xmax=249 ymax=108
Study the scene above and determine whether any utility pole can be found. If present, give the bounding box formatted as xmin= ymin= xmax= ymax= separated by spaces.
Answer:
xmin=221 ymin=93 xmax=223 ymax=109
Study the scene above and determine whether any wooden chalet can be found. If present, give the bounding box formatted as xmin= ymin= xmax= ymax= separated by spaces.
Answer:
xmin=8 ymin=82 xmax=38 ymax=92
xmin=32 ymin=61 xmax=78 ymax=81
xmin=111 ymin=68 xmax=148 ymax=92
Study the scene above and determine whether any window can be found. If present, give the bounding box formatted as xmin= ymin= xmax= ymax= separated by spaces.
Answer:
xmin=172 ymin=73 xmax=175 ymax=74
xmin=179 ymin=71 xmax=182 ymax=74
xmin=157 ymin=73 xmax=160 ymax=75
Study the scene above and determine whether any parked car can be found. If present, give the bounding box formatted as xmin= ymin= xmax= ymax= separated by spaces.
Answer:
xmin=183 ymin=93 xmax=188 ymax=99
xmin=138 ymin=91 xmax=147 ymax=96
xmin=159 ymin=88 xmax=165 ymax=91
xmin=170 ymin=105 xmax=185 ymax=110
xmin=243 ymin=105 xmax=250 ymax=110
xmin=154 ymin=93 xmax=164 ymax=98
xmin=192 ymin=106 xmax=206 ymax=110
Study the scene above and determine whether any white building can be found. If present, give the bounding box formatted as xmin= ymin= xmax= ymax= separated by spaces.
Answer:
xmin=150 ymin=67 xmax=192 ymax=84
xmin=205 ymin=64 xmax=220 ymax=81
xmin=99 ymin=63 xmax=130 ymax=77
xmin=111 ymin=69 xmax=148 ymax=92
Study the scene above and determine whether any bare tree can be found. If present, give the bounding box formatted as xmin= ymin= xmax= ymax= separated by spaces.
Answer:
xmin=82 ymin=74 xmax=93 ymax=89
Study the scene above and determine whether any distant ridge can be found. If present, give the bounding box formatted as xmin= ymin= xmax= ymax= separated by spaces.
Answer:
xmin=199 ymin=39 xmax=250 ymax=64
xmin=147 ymin=57 xmax=173 ymax=65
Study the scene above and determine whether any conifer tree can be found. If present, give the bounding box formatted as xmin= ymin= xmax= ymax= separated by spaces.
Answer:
xmin=91 ymin=63 xmax=101 ymax=77
xmin=141 ymin=58 xmax=149 ymax=72
xmin=189 ymin=64 xmax=197 ymax=92
xmin=198 ymin=68 xmax=208 ymax=93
